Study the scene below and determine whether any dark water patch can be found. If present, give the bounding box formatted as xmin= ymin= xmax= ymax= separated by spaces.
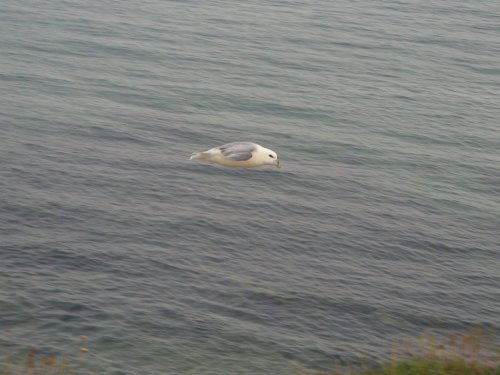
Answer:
xmin=78 ymin=126 xmax=157 ymax=146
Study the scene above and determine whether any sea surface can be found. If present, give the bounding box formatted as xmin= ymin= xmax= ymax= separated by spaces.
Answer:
xmin=1 ymin=0 xmax=499 ymax=374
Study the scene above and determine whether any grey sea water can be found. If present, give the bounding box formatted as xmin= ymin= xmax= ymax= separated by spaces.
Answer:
xmin=1 ymin=0 xmax=499 ymax=374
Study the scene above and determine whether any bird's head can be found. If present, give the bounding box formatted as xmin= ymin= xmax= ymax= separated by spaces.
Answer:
xmin=259 ymin=147 xmax=281 ymax=169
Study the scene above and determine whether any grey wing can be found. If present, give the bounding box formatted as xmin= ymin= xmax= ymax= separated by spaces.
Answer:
xmin=219 ymin=142 xmax=257 ymax=161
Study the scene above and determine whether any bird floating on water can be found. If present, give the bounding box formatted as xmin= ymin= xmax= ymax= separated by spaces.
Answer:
xmin=190 ymin=142 xmax=281 ymax=169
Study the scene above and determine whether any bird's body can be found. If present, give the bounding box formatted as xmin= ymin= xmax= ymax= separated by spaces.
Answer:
xmin=190 ymin=142 xmax=281 ymax=169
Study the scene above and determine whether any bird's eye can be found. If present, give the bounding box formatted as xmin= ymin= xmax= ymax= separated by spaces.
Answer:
xmin=269 ymin=154 xmax=274 ymax=158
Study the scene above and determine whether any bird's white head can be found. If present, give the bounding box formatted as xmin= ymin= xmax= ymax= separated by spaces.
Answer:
xmin=256 ymin=146 xmax=281 ymax=169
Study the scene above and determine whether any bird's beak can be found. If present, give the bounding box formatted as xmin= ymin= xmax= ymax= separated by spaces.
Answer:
xmin=274 ymin=160 xmax=282 ymax=169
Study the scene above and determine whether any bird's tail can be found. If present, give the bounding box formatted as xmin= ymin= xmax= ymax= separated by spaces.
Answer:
xmin=189 ymin=152 xmax=200 ymax=160
xmin=189 ymin=151 xmax=209 ymax=160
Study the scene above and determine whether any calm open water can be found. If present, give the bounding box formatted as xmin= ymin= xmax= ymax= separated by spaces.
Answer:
xmin=1 ymin=0 xmax=499 ymax=374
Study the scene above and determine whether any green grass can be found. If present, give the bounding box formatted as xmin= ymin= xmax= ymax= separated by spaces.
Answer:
xmin=296 ymin=360 xmax=499 ymax=375
xmin=367 ymin=357 xmax=499 ymax=375
xmin=1 ymin=330 xmax=499 ymax=375
xmin=297 ymin=328 xmax=500 ymax=375
xmin=304 ymin=358 xmax=500 ymax=375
